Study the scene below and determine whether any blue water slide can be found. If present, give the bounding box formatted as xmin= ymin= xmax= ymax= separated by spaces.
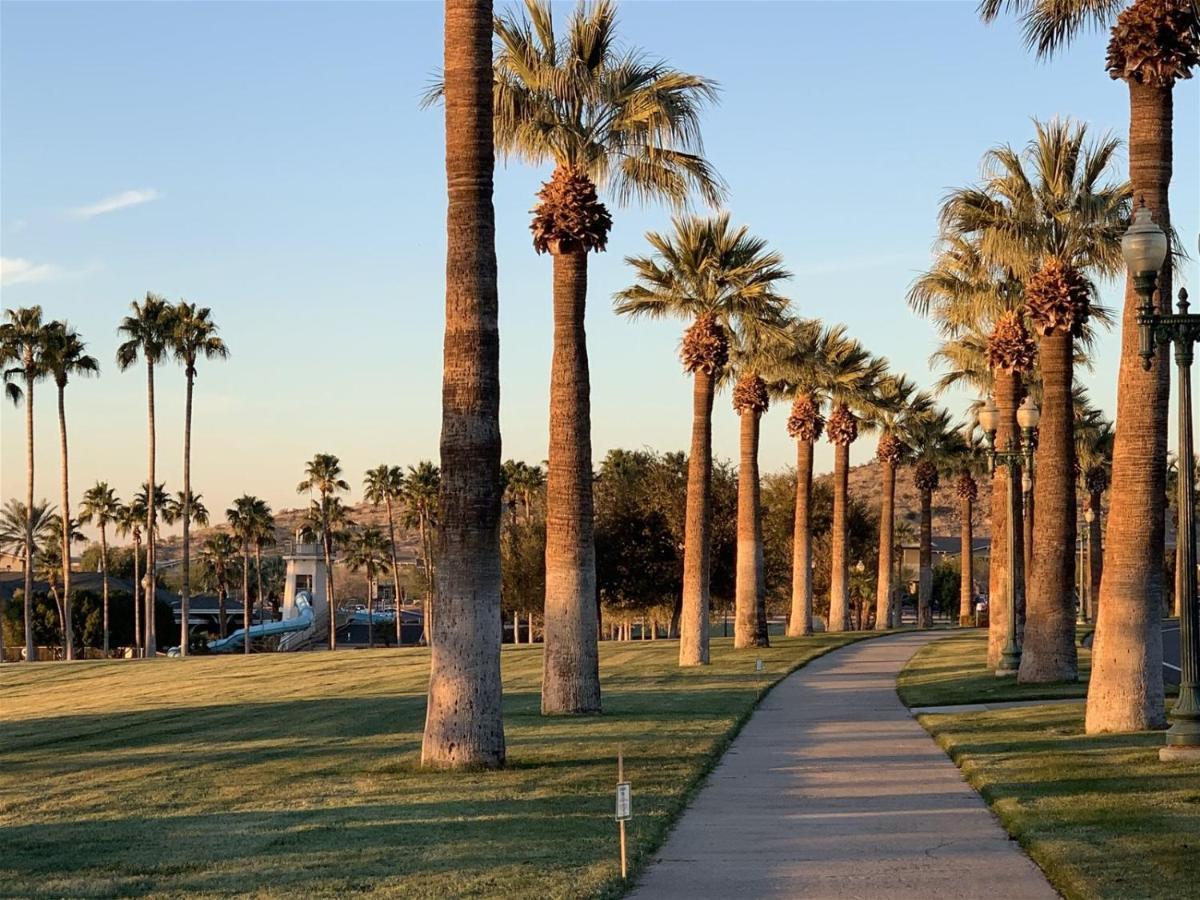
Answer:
xmin=205 ymin=592 xmax=315 ymax=653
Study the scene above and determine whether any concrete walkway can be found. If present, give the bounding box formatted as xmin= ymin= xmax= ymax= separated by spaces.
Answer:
xmin=630 ymin=632 xmax=1058 ymax=900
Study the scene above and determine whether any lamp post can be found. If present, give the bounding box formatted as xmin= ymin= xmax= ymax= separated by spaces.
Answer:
xmin=1123 ymin=207 xmax=1200 ymax=760
xmin=1076 ymin=523 xmax=1089 ymax=624
xmin=1083 ymin=506 xmax=1096 ymax=622
xmin=979 ymin=394 xmax=1039 ymax=676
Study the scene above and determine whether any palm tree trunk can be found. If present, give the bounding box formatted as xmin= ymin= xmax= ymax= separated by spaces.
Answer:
xmin=100 ymin=524 xmax=110 ymax=656
xmin=680 ymin=368 xmax=715 ymax=665
xmin=987 ymin=370 xmax=1025 ymax=667
xmin=1020 ymin=330 xmax=1078 ymax=683
xmin=133 ymin=537 xmax=142 ymax=654
xmin=322 ymin=513 xmax=336 ymax=651
xmin=420 ymin=517 xmax=433 ymax=646
xmin=542 ymin=246 xmax=601 ymax=713
xmin=218 ymin=585 xmax=228 ymax=639
xmin=57 ymin=383 xmax=75 ymax=660
xmin=242 ymin=548 xmax=251 ymax=655
xmin=875 ymin=461 xmax=896 ymax=631
xmin=386 ymin=496 xmax=402 ymax=646
xmin=1088 ymin=490 xmax=1103 ymax=621
xmin=787 ymin=438 xmax=815 ymax=637
xmin=1087 ymin=80 xmax=1172 ymax=733
xmin=145 ymin=361 xmax=157 ymax=658
xmin=255 ymin=544 xmax=265 ymax=627
xmin=734 ymin=409 xmax=769 ymax=648
xmin=829 ymin=443 xmax=851 ymax=631
xmin=918 ymin=490 xmax=933 ymax=629
xmin=23 ymin=370 xmax=35 ymax=663
xmin=960 ymin=495 xmax=973 ymax=626
xmin=180 ymin=370 xmax=194 ymax=656
xmin=421 ymin=0 xmax=505 ymax=768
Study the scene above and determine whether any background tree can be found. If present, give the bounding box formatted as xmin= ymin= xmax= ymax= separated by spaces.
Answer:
xmin=116 ymin=293 xmax=175 ymax=657
xmin=402 ymin=461 xmax=440 ymax=645
xmin=198 ymin=532 xmax=239 ymax=639
xmin=1 ymin=305 xmax=50 ymax=662
xmin=615 ymin=214 xmax=789 ymax=664
xmin=114 ymin=502 xmax=143 ymax=654
xmin=421 ymin=0 xmax=506 ymax=768
xmin=170 ymin=301 xmax=228 ymax=656
xmin=907 ymin=408 xmax=963 ymax=628
xmin=364 ymin=464 xmax=406 ymax=645
xmin=297 ymin=453 xmax=350 ymax=651
xmin=226 ymin=495 xmax=262 ymax=654
xmin=79 ymin=482 xmax=121 ymax=655
xmin=345 ymin=526 xmax=391 ymax=647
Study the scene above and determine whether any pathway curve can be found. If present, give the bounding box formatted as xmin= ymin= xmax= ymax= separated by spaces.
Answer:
xmin=630 ymin=632 xmax=1058 ymax=900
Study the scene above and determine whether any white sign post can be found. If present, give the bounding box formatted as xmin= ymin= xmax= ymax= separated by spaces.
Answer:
xmin=616 ymin=747 xmax=631 ymax=878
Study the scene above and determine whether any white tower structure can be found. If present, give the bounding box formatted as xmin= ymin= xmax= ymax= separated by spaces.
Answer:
xmin=278 ymin=530 xmax=330 ymax=649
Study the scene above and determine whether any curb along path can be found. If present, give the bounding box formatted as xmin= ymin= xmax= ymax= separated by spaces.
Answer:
xmin=630 ymin=632 xmax=1058 ymax=899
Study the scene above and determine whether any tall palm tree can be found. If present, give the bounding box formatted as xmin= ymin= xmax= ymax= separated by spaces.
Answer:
xmin=422 ymin=0 xmax=506 ymax=768
xmin=226 ymin=495 xmax=261 ymax=655
xmin=869 ymin=377 xmax=934 ymax=631
xmin=346 ymin=526 xmax=391 ymax=647
xmin=978 ymin=0 xmax=1199 ymax=728
xmin=907 ymin=409 xmax=964 ymax=628
xmin=825 ymin=356 xmax=890 ymax=632
xmin=953 ymin=428 xmax=987 ymax=627
xmin=169 ymin=301 xmax=228 ymax=656
xmin=116 ymin=293 xmax=175 ymax=657
xmin=438 ymin=0 xmax=723 ymax=713
xmin=113 ymin=502 xmax=143 ymax=654
xmin=297 ymin=454 xmax=350 ymax=651
xmin=128 ymin=481 xmax=170 ymax=646
xmin=364 ymin=464 xmax=406 ymax=646
xmin=79 ymin=482 xmax=121 ymax=656
xmin=39 ymin=322 xmax=99 ymax=659
xmin=942 ymin=120 xmax=1128 ymax=682
xmin=402 ymin=461 xmax=441 ymax=646
xmin=41 ymin=513 xmax=85 ymax=648
xmin=198 ymin=531 xmax=239 ymax=639
xmin=1 ymin=306 xmax=51 ymax=662
xmin=614 ymin=214 xmax=790 ymax=664
xmin=248 ymin=498 xmax=274 ymax=633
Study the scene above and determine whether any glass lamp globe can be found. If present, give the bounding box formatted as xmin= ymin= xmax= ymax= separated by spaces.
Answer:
xmin=1016 ymin=396 xmax=1040 ymax=431
xmin=1122 ymin=204 xmax=1169 ymax=275
xmin=977 ymin=397 xmax=1000 ymax=434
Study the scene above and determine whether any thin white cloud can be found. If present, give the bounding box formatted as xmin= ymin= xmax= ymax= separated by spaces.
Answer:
xmin=0 ymin=256 xmax=61 ymax=286
xmin=69 ymin=188 xmax=161 ymax=219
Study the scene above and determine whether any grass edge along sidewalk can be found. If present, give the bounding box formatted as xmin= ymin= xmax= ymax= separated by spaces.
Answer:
xmin=900 ymin=632 xmax=1196 ymax=900
xmin=0 ymin=629 xmax=890 ymax=900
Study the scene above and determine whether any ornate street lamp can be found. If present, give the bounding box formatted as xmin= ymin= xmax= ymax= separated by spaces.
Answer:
xmin=980 ymin=393 xmax=1039 ymax=675
xmin=1123 ymin=208 xmax=1200 ymax=760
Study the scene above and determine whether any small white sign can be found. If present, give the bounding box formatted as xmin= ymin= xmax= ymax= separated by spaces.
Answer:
xmin=755 ymin=658 xmax=764 ymax=673
xmin=615 ymin=782 xmax=632 ymax=821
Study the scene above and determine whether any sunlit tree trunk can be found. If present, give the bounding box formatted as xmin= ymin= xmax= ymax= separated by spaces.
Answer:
xmin=787 ymin=439 xmax=815 ymax=637
xmin=180 ymin=368 xmax=194 ymax=656
xmin=56 ymin=382 xmax=75 ymax=659
xmin=734 ymin=408 xmax=769 ymax=648
xmin=987 ymin=371 xmax=1025 ymax=667
xmin=875 ymin=460 xmax=895 ymax=631
xmin=828 ymin=443 xmax=851 ymax=631
xmin=680 ymin=369 xmax=714 ymax=664
xmin=23 ymin=369 xmax=36 ymax=662
xmin=144 ymin=362 xmax=157 ymax=657
xmin=918 ymin=489 xmax=933 ymax=629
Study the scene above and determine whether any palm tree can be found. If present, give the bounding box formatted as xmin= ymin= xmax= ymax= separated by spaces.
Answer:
xmin=41 ymin=513 xmax=85 ymax=649
xmin=346 ymin=526 xmax=391 ymax=647
xmin=1077 ymin=406 xmax=1114 ymax=620
xmin=0 ymin=501 xmax=60 ymax=650
xmin=421 ymin=0 xmax=506 ymax=768
xmin=433 ymin=0 xmax=722 ymax=712
xmin=953 ymin=429 xmax=987 ymax=626
xmin=113 ymin=503 xmax=143 ymax=654
xmin=226 ymin=495 xmax=264 ymax=655
xmin=38 ymin=322 xmax=100 ymax=659
xmin=402 ymin=461 xmax=441 ymax=645
xmin=978 ymin=0 xmax=1199 ymax=729
xmin=615 ymin=214 xmax=790 ymax=664
xmin=79 ymin=482 xmax=121 ymax=656
xmin=248 ymin=498 xmax=274 ymax=632
xmin=297 ymin=454 xmax=350 ymax=651
xmin=825 ymin=356 xmax=890 ymax=632
xmin=169 ymin=301 xmax=228 ymax=656
xmin=941 ymin=120 xmax=1128 ymax=682
xmin=364 ymin=464 xmax=406 ymax=646
xmin=1 ymin=306 xmax=51 ymax=662
xmin=500 ymin=459 xmax=544 ymax=524
xmin=869 ymin=377 xmax=934 ymax=631
xmin=117 ymin=293 xmax=175 ymax=657
xmin=907 ymin=408 xmax=963 ymax=628
xmin=198 ymin=531 xmax=239 ymax=639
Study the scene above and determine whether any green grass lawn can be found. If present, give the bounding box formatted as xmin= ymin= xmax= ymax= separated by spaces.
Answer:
xmin=896 ymin=628 xmax=1092 ymax=708
xmin=918 ymin=705 xmax=1199 ymax=900
xmin=0 ymin=632 xmax=875 ymax=899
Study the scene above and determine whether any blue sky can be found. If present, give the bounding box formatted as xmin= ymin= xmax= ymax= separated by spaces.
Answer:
xmin=2 ymin=0 xmax=1197 ymax=532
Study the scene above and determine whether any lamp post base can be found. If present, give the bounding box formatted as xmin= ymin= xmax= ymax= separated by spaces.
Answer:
xmin=1159 ymin=744 xmax=1200 ymax=762
xmin=995 ymin=667 xmax=1018 ymax=678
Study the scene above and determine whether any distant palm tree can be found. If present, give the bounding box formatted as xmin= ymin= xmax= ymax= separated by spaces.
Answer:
xmin=40 ymin=322 xmax=99 ymax=659
xmin=297 ymin=453 xmax=350 ymax=650
xmin=79 ymin=482 xmax=121 ymax=655
xmin=39 ymin=513 xmax=85 ymax=649
xmin=346 ymin=526 xmax=391 ymax=647
xmin=169 ymin=301 xmax=228 ymax=656
xmin=1 ymin=305 xmax=51 ymax=662
xmin=500 ymin=460 xmax=544 ymax=524
xmin=1076 ymin=403 xmax=1114 ymax=620
xmin=117 ymin=293 xmax=176 ymax=657
xmin=0 ymin=499 xmax=58 ymax=565
xmin=907 ymin=409 xmax=964 ymax=628
xmin=953 ymin=429 xmax=987 ymax=626
xmin=364 ymin=464 xmax=406 ymax=646
xmin=198 ymin=531 xmax=239 ymax=639
xmin=427 ymin=0 xmax=722 ymax=713
xmin=248 ymin=499 xmax=274 ymax=631
xmin=402 ymin=461 xmax=440 ymax=646
xmin=615 ymin=214 xmax=790 ymax=665
xmin=421 ymin=0 xmax=506 ymax=769
xmin=226 ymin=495 xmax=264 ymax=655
xmin=113 ymin=502 xmax=144 ymax=654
